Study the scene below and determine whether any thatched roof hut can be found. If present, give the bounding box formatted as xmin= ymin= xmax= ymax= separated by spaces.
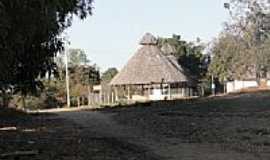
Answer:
xmin=110 ymin=33 xmax=193 ymax=86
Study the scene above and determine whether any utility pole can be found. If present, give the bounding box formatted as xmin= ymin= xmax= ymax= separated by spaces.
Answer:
xmin=65 ymin=48 xmax=71 ymax=108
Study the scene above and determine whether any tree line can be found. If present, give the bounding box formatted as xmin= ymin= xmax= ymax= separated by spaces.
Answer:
xmin=209 ymin=0 xmax=270 ymax=86
xmin=1 ymin=0 xmax=269 ymax=108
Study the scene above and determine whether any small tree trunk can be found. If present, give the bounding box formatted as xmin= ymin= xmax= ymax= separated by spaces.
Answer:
xmin=88 ymin=86 xmax=91 ymax=106
xmin=2 ymin=90 xmax=9 ymax=107
xmin=77 ymin=97 xmax=80 ymax=108
xmin=201 ymin=87 xmax=205 ymax=97
xmin=21 ymin=95 xmax=26 ymax=109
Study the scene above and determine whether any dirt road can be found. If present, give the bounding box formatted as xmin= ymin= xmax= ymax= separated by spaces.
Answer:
xmin=58 ymin=110 xmax=258 ymax=160
xmin=2 ymin=92 xmax=270 ymax=159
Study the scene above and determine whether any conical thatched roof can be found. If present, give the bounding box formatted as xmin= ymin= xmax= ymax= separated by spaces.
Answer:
xmin=110 ymin=33 xmax=192 ymax=86
xmin=140 ymin=33 xmax=158 ymax=45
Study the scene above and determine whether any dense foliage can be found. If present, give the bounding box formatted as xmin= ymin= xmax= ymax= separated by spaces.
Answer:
xmin=56 ymin=49 xmax=100 ymax=107
xmin=0 ymin=0 xmax=93 ymax=98
xmin=68 ymin=49 xmax=90 ymax=67
xmin=10 ymin=48 xmax=100 ymax=109
xmin=209 ymin=0 xmax=270 ymax=82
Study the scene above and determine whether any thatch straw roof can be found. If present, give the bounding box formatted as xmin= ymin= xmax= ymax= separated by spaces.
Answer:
xmin=140 ymin=33 xmax=158 ymax=45
xmin=110 ymin=33 xmax=193 ymax=86
xmin=166 ymin=55 xmax=196 ymax=83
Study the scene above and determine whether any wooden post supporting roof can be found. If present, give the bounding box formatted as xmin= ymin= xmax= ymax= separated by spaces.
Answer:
xmin=115 ymin=86 xmax=119 ymax=102
xmin=148 ymin=84 xmax=151 ymax=100
xmin=127 ymin=85 xmax=131 ymax=100
xmin=168 ymin=83 xmax=171 ymax=100
xmin=181 ymin=88 xmax=184 ymax=97
xmin=112 ymin=91 xmax=115 ymax=104
xmin=99 ymin=91 xmax=102 ymax=104
xmin=141 ymin=85 xmax=144 ymax=96
xmin=107 ymin=94 xmax=110 ymax=105
xmin=88 ymin=86 xmax=91 ymax=107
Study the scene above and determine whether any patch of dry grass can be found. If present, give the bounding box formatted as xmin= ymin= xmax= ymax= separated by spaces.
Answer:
xmin=108 ymin=91 xmax=270 ymax=158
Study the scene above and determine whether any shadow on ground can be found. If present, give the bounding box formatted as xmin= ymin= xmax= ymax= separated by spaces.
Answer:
xmin=2 ymin=91 xmax=270 ymax=159
xmin=0 ymin=107 xmax=161 ymax=160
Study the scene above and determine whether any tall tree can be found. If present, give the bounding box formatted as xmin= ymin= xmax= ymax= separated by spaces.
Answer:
xmin=0 ymin=0 xmax=93 ymax=106
xmin=222 ymin=0 xmax=270 ymax=79
xmin=208 ymin=32 xmax=249 ymax=82
xmin=68 ymin=49 xmax=90 ymax=67
xmin=54 ymin=49 xmax=100 ymax=107
xmin=56 ymin=49 xmax=100 ymax=85
xmin=209 ymin=0 xmax=270 ymax=86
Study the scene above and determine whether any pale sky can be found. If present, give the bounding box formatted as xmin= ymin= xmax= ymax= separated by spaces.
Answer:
xmin=66 ymin=0 xmax=230 ymax=72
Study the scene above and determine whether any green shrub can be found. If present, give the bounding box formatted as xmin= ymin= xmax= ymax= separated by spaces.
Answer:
xmin=12 ymin=93 xmax=62 ymax=110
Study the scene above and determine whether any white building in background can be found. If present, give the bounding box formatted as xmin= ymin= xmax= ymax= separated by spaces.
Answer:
xmin=225 ymin=73 xmax=270 ymax=93
xmin=225 ymin=65 xmax=270 ymax=93
xmin=226 ymin=80 xmax=259 ymax=93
